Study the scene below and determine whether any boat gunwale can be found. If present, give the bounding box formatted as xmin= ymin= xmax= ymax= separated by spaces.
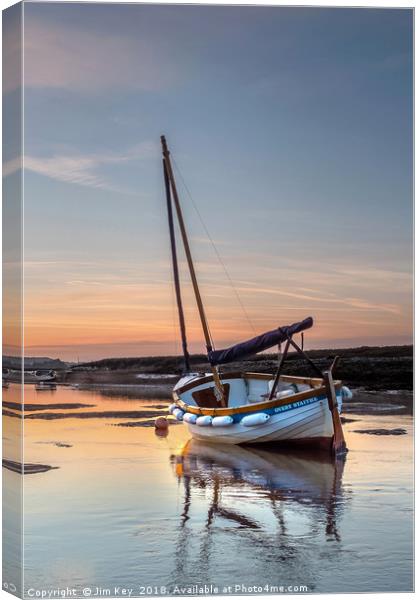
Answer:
xmin=173 ymin=371 xmax=342 ymax=416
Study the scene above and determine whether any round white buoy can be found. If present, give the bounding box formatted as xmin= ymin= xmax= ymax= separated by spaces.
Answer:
xmin=168 ymin=403 xmax=177 ymax=414
xmin=212 ymin=415 xmax=234 ymax=427
xmin=173 ymin=408 xmax=185 ymax=421
xmin=196 ymin=415 xmax=213 ymax=427
xmin=183 ymin=413 xmax=198 ymax=424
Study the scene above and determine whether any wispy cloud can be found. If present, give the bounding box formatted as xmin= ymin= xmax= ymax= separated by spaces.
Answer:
xmin=235 ymin=284 xmax=401 ymax=315
xmin=4 ymin=142 xmax=156 ymax=192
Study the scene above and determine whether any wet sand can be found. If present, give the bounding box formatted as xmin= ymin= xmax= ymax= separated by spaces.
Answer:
xmin=114 ymin=419 xmax=180 ymax=428
xmin=4 ymin=408 xmax=166 ymax=420
xmin=3 ymin=401 xmax=94 ymax=411
xmin=2 ymin=459 xmax=59 ymax=474
xmin=353 ymin=428 xmax=407 ymax=436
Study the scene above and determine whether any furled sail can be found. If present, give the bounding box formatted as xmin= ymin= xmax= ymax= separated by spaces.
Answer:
xmin=208 ymin=317 xmax=313 ymax=366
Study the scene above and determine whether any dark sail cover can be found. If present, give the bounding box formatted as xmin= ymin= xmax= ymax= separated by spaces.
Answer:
xmin=208 ymin=317 xmax=313 ymax=366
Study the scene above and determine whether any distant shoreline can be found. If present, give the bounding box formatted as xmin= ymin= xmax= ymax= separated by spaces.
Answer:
xmin=6 ymin=344 xmax=408 ymax=391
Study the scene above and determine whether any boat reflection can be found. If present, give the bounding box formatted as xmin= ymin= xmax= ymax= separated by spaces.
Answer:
xmin=171 ymin=441 xmax=346 ymax=538
xmin=169 ymin=441 xmax=348 ymax=589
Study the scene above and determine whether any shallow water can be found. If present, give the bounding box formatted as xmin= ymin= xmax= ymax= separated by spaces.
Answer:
xmin=2 ymin=384 xmax=414 ymax=596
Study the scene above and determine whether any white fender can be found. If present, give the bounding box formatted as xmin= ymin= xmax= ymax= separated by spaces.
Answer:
xmin=173 ymin=408 xmax=185 ymax=421
xmin=341 ymin=386 xmax=353 ymax=400
xmin=168 ymin=403 xmax=177 ymax=414
xmin=183 ymin=412 xmax=198 ymax=424
xmin=212 ymin=416 xmax=234 ymax=427
xmin=196 ymin=415 xmax=213 ymax=427
xmin=241 ymin=412 xmax=271 ymax=427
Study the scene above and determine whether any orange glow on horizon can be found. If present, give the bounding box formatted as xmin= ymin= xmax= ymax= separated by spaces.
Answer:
xmin=19 ymin=254 xmax=413 ymax=361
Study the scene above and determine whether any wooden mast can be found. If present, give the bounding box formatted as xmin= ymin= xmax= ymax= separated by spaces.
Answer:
xmin=163 ymin=158 xmax=191 ymax=373
xmin=161 ymin=135 xmax=226 ymax=405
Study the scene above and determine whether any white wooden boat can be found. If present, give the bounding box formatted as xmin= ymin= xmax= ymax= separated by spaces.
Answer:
xmin=171 ymin=372 xmax=349 ymax=449
xmin=161 ymin=136 xmax=349 ymax=455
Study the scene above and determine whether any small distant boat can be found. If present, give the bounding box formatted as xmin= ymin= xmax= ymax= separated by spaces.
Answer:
xmin=32 ymin=369 xmax=57 ymax=382
xmin=161 ymin=136 xmax=348 ymax=455
xmin=3 ymin=368 xmax=57 ymax=383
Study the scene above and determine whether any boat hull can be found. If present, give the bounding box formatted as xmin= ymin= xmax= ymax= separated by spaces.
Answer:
xmin=171 ymin=372 xmax=343 ymax=449
xmin=186 ymin=396 xmax=334 ymax=446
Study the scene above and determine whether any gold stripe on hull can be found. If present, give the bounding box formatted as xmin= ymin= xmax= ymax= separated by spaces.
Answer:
xmin=173 ymin=372 xmax=342 ymax=416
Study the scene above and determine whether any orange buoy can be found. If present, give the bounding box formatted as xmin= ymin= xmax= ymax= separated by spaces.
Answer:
xmin=154 ymin=416 xmax=169 ymax=430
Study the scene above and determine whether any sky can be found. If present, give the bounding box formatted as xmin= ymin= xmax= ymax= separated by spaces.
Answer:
xmin=4 ymin=2 xmax=414 ymax=361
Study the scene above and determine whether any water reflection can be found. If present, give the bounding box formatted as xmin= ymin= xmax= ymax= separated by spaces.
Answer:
xmin=170 ymin=442 xmax=347 ymax=589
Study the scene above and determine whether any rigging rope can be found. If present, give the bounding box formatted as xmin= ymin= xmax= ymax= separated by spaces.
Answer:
xmin=172 ymin=158 xmax=257 ymax=338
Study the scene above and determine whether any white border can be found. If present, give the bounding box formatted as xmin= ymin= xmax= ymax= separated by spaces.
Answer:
xmin=0 ymin=2 xmax=415 ymax=600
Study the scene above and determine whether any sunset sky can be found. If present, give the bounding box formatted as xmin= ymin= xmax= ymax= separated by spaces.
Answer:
xmin=5 ymin=3 xmax=413 ymax=361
